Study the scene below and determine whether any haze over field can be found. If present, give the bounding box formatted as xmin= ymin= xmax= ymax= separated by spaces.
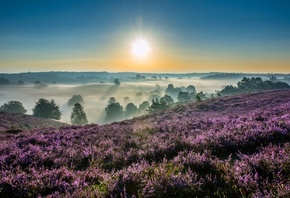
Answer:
xmin=0 ymin=77 xmax=239 ymax=123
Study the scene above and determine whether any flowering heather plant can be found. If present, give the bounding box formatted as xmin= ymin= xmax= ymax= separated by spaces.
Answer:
xmin=0 ymin=89 xmax=290 ymax=197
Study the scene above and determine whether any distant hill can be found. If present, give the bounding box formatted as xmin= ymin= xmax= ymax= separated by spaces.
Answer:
xmin=0 ymin=112 xmax=68 ymax=132
xmin=1 ymin=71 xmax=289 ymax=85
xmin=1 ymin=89 xmax=290 ymax=197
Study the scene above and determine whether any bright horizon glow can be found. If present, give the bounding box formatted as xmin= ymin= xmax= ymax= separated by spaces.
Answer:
xmin=131 ymin=38 xmax=150 ymax=59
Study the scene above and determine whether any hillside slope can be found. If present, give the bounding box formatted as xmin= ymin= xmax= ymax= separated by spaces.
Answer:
xmin=133 ymin=89 xmax=290 ymax=127
xmin=0 ymin=89 xmax=290 ymax=197
xmin=0 ymin=112 xmax=68 ymax=132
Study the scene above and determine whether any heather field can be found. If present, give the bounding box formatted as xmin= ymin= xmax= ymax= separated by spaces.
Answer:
xmin=0 ymin=112 xmax=68 ymax=132
xmin=1 ymin=90 xmax=290 ymax=197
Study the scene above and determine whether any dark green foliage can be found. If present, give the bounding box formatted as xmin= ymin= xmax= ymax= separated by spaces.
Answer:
xmin=160 ymin=95 xmax=174 ymax=105
xmin=0 ymin=101 xmax=27 ymax=114
xmin=186 ymin=85 xmax=196 ymax=93
xmin=220 ymin=77 xmax=290 ymax=95
xmin=196 ymin=91 xmax=206 ymax=100
xmin=165 ymin=84 xmax=182 ymax=99
xmin=33 ymin=98 xmax=61 ymax=120
xmin=135 ymin=74 xmax=141 ymax=79
xmin=17 ymin=80 xmax=25 ymax=85
xmin=139 ymin=101 xmax=150 ymax=112
xmin=34 ymin=81 xmax=47 ymax=88
xmin=70 ymin=103 xmax=88 ymax=125
xmin=114 ymin=79 xmax=121 ymax=86
xmin=221 ymin=85 xmax=237 ymax=95
xmin=105 ymin=102 xmax=123 ymax=122
xmin=0 ymin=77 xmax=10 ymax=85
xmin=148 ymin=98 xmax=167 ymax=112
xmin=125 ymin=103 xmax=138 ymax=118
xmin=108 ymin=97 xmax=116 ymax=104
xmin=67 ymin=95 xmax=84 ymax=106
xmin=177 ymin=91 xmax=191 ymax=102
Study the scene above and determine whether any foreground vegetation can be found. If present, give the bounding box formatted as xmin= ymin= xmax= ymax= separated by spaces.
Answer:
xmin=0 ymin=89 xmax=290 ymax=197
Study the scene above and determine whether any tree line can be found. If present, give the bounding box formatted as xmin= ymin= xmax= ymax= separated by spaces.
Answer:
xmin=1 ymin=77 xmax=289 ymax=124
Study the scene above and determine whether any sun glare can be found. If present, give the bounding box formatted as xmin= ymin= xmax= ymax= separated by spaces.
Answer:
xmin=131 ymin=38 xmax=150 ymax=59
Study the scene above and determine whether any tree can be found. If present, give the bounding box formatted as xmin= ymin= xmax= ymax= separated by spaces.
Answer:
xmin=139 ymin=101 xmax=149 ymax=112
xmin=220 ymin=85 xmax=237 ymax=95
xmin=160 ymin=95 xmax=174 ymax=105
xmin=148 ymin=98 xmax=167 ymax=112
xmin=186 ymin=85 xmax=196 ymax=93
xmin=108 ymin=97 xmax=117 ymax=104
xmin=165 ymin=84 xmax=183 ymax=100
xmin=0 ymin=77 xmax=10 ymax=85
xmin=105 ymin=102 xmax=123 ymax=122
xmin=68 ymin=95 xmax=84 ymax=106
xmin=123 ymin=96 xmax=130 ymax=105
xmin=136 ymin=74 xmax=141 ymax=79
xmin=33 ymin=98 xmax=61 ymax=120
xmin=125 ymin=103 xmax=138 ymax=118
xmin=220 ymin=77 xmax=290 ymax=96
xmin=177 ymin=91 xmax=191 ymax=102
xmin=114 ymin=79 xmax=121 ymax=86
xmin=70 ymin=103 xmax=88 ymax=125
xmin=17 ymin=80 xmax=25 ymax=85
xmin=34 ymin=81 xmax=47 ymax=88
xmin=0 ymin=101 xmax=27 ymax=114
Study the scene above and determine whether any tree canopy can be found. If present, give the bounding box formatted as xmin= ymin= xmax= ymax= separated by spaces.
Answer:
xmin=68 ymin=95 xmax=84 ymax=106
xmin=70 ymin=103 xmax=88 ymax=125
xmin=0 ymin=101 xmax=27 ymax=114
xmin=33 ymin=98 xmax=61 ymax=120
xmin=125 ymin=103 xmax=138 ymax=118
xmin=105 ymin=102 xmax=123 ymax=122
xmin=220 ymin=77 xmax=290 ymax=95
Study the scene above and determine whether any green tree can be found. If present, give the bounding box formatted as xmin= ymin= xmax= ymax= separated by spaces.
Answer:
xmin=114 ymin=79 xmax=121 ymax=86
xmin=148 ymin=98 xmax=167 ymax=112
xmin=125 ymin=103 xmax=138 ymax=118
xmin=105 ymin=102 xmax=123 ymax=122
xmin=177 ymin=91 xmax=191 ymax=102
xmin=67 ymin=95 xmax=84 ymax=106
xmin=0 ymin=77 xmax=10 ymax=85
xmin=160 ymin=95 xmax=174 ymax=105
xmin=0 ymin=101 xmax=27 ymax=114
xmin=108 ymin=97 xmax=117 ymax=104
xmin=33 ymin=98 xmax=61 ymax=120
xmin=186 ymin=85 xmax=196 ymax=93
xmin=68 ymin=95 xmax=84 ymax=106
xmin=70 ymin=103 xmax=88 ymax=125
xmin=17 ymin=80 xmax=25 ymax=85
xmin=139 ymin=101 xmax=150 ymax=112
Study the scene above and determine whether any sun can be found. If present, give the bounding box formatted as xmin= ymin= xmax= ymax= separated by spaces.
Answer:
xmin=131 ymin=38 xmax=150 ymax=59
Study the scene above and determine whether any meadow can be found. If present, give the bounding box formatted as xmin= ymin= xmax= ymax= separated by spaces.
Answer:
xmin=1 ymin=89 xmax=289 ymax=197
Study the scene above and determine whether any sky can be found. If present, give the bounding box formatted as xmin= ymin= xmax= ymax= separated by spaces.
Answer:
xmin=0 ymin=0 xmax=290 ymax=73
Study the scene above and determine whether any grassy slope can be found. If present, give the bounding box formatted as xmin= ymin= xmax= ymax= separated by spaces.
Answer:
xmin=132 ymin=89 xmax=290 ymax=128
xmin=0 ymin=112 xmax=68 ymax=132
xmin=0 ymin=89 xmax=290 ymax=197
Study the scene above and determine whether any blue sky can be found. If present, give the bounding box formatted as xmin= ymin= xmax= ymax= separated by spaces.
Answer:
xmin=0 ymin=0 xmax=290 ymax=73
